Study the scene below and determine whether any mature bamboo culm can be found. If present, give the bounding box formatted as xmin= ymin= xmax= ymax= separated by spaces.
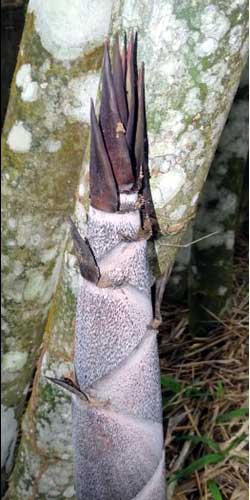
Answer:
xmin=50 ymin=34 xmax=165 ymax=499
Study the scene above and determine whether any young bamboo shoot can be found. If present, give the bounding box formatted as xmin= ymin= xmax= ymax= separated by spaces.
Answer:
xmin=50 ymin=35 xmax=165 ymax=499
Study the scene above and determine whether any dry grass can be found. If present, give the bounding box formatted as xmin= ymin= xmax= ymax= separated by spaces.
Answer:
xmin=160 ymin=233 xmax=249 ymax=499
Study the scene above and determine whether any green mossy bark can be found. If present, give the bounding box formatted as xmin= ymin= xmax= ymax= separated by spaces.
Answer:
xmin=9 ymin=257 xmax=76 ymax=499
xmin=1 ymin=10 xmax=103 ymax=483
xmin=111 ymin=0 xmax=249 ymax=278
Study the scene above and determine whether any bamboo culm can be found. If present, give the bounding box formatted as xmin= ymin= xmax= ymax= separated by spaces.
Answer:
xmin=50 ymin=34 xmax=165 ymax=499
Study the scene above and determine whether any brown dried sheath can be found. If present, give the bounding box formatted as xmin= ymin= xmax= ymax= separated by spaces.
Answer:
xmin=68 ymin=216 xmax=100 ymax=284
xmin=99 ymin=41 xmax=134 ymax=189
xmin=126 ymin=32 xmax=137 ymax=153
xmin=89 ymin=99 xmax=119 ymax=213
xmin=113 ymin=32 xmax=128 ymax=127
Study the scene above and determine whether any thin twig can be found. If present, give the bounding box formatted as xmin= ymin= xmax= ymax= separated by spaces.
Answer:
xmin=161 ymin=230 xmax=219 ymax=248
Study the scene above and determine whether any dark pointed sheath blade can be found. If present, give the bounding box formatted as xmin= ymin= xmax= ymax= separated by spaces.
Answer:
xmin=99 ymin=40 xmax=134 ymax=189
xmin=134 ymin=64 xmax=154 ymax=221
xmin=90 ymin=99 xmax=119 ymax=213
xmin=135 ymin=63 xmax=146 ymax=186
xmin=46 ymin=376 xmax=90 ymax=402
xmin=68 ymin=216 xmax=100 ymax=284
xmin=126 ymin=32 xmax=137 ymax=152
xmin=121 ymin=32 xmax=127 ymax=86
xmin=113 ymin=32 xmax=128 ymax=127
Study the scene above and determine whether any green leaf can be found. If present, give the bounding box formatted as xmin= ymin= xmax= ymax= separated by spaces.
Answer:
xmin=176 ymin=434 xmax=221 ymax=452
xmin=208 ymin=480 xmax=223 ymax=500
xmin=216 ymin=381 xmax=224 ymax=399
xmin=217 ymin=408 xmax=249 ymax=422
xmin=161 ymin=376 xmax=182 ymax=393
xmin=171 ymin=453 xmax=225 ymax=481
xmin=183 ymin=386 xmax=212 ymax=400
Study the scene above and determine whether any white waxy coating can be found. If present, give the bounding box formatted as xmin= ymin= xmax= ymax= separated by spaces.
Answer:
xmin=73 ymin=200 xmax=165 ymax=497
xmin=134 ymin=451 xmax=166 ymax=500
xmin=73 ymin=400 xmax=163 ymax=500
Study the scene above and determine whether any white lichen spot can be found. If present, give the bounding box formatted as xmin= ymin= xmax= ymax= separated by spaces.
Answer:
xmin=39 ymin=58 xmax=51 ymax=75
xmin=75 ymin=200 xmax=87 ymax=234
xmin=178 ymin=126 xmax=205 ymax=171
xmin=7 ymin=218 xmax=17 ymax=231
xmin=7 ymin=121 xmax=32 ymax=153
xmin=151 ymin=167 xmax=186 ymax=208
xmin=1 ymin=405 xmax=17 ymax=473
xmin=29 ymin=0 xmax=113 ymax=60
xmin=148 ymin=2 xmax=189 ymax=53
xmin=184 ymin=87 xmax=202 ymax=115
xmin=22 ymin=81 xmax=39 ymax=102
xmin=200 ymin=5 xmax=230 ymax=42
xmin=191 ymin=192 xmax=199 ymax=206
xmin=6 ymin=239 xmax=16 ymax=248
xmin=23 ymin=271 xmax=46 ymax=301
xmin=196 ymin=6 xmax=230 ymax=57
xmin=2 ymin=351 xmax=28 ymax=372
xmin=64 ymin=252 xmax=79 ymax=297
xmin=62 ymin=73 xmax=99 ymax=123
xmin=170 ymin=205 xmax=187 ymax=221
xmin=16 ymin=63 xmax=39 ymax=102
xmin=16 ymin=64 xmax=31 ymax=88
xmin=161 ymin=110 xmax=185 ymax=137
xmin=63 ymin=485 xmax=75 ymax=498
xmin=218 ymin=286 xmax=227 ymax=296
xmin=160 ymin=55 xmax=184 ymax=83
xmin=230 ymin=0 xmax=246 ymax=8
xmin=201 ymin=61 xmax=228 ymax=93
xmin=1 ymin=255 xmax=9 ymax=269
xmin=196 ymin=38 xmax=218 ymax=57
xmin=229 ymin=25 xmax=243 ymax=54
xmin=40 ymin=247 xmax=57 ymax=263
xmin=44 ymin=139 xmax=62 ymax=153
xmin=13 ymin=261 xmax=24 ymax=276
xmin=1 ymin=319 xmax=9 ymax=334
xmin=240 ymin=38 xmax=249 ymax=59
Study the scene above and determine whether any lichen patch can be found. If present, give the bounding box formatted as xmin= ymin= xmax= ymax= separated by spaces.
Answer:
xmin=151 ymin=167 xmax=186 ymax=208
xmin=2 ymin=351 xmax=28 ymax=372
xmin=44 ymin=139 xmax=62 ymax=153
xmin=7 ymin=121 xmax=32 ymax=152
xmin=62 ymin=73 xmax=100 ymax=123
xmin=16 ymin=63 xmax=39 ymax=102
xmin=1 ymin=405 xmax=17 ymax=473
xmin=29 ymin=0 xmax=113 ymax=61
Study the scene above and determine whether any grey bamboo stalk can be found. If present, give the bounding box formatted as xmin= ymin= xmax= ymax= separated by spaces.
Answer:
xmin=50 ymin=35 xmax=165 ymax=499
